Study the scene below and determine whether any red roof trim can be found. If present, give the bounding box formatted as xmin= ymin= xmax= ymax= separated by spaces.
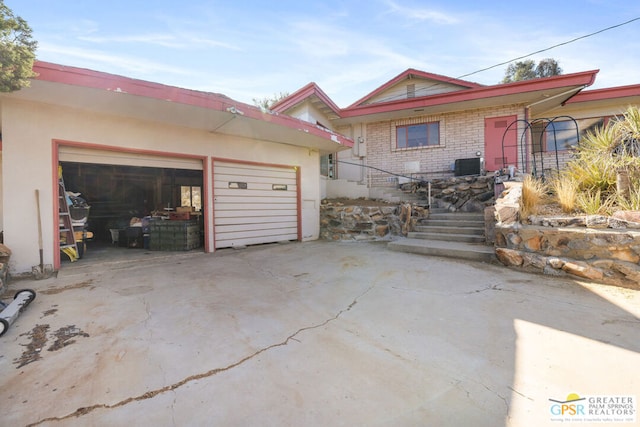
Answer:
xmin=271 ymin=82 xmax=342 ymax=116
xmin=340 ymin=70 xmax=599 ymax=118
xmin=346 ymin=68 xmax=484 ymax=108
xmin=32 ymin=61 xmax=352 ymax=147
xmin=565 ymin=84 xmax=640 ymax=104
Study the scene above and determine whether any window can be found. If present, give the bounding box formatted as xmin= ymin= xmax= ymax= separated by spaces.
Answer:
xmin=181 ymin=186 xmax=201 ymax=211
xmin=532 ymin=117 xmax=605 ymax=152
xmin=396 ymin=122 xmax=440 ymax=149
xmin=320 ymin=153 xmax=335 ymax=178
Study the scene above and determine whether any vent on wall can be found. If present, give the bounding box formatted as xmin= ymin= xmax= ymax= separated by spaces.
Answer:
xmin=407 ymin=84 xmax=415 ymax=98
xmin=454 ymin=158 xmax=483 ymax=176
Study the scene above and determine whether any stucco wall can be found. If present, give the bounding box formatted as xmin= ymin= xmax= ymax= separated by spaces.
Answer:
xmin=2 ymin=99 xmax=322 ymax=274
xmin=365 ymin=105 xmax=524 ymax=187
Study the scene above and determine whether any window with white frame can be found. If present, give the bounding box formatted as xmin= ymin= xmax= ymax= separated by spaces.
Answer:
xmin=396 ymin=122 xmax=440 ymax=149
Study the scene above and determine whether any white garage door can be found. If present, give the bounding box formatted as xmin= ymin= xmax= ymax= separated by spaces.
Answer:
xmin=213 ymin=160 xmax=299 ymax=248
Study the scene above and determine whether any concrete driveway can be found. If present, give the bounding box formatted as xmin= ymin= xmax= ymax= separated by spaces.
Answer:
xmin=1 ymin=241 xmax=639 ymax=426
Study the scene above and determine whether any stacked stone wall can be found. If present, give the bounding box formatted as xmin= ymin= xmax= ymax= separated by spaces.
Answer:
xmin=320 ymin=201 xmax=427 ymax=241
xmin=493 ymin=183 xmax=640 ymax=288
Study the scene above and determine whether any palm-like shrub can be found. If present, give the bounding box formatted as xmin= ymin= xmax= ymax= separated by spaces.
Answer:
xmin=561 ymin=105 xmax=640 ymax=214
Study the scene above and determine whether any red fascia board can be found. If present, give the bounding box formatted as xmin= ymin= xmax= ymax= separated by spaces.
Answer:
xmin=341 ymin=70 xmax=599 ymax=118
xmin=565 ymin=84 xmax=640 ymax=104
xmin=32 ymin=61 xmax=352 ymax=147
xmin=271 ymin=82 xmax=342 ymax=116
xmin=270 ymin=82 xmax=318 ymax=112
xmin=346 ymin=68 xmax=484 ymax=108
xmin=34 ymin=61 xmax=233 ymax=111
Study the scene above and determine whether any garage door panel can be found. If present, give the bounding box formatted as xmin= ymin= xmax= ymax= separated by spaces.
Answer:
xmin=213 ymin=160 xmax=299 ymax=249
xmin=216 ymin=228 xmax=298 ymax=241
xmin=214 ymin=174 xmax=297 ymax=184
xmin=214 ymin=181 xmax=297 ymax=191
xmin=215 ymin=215 xmax=298 ymax=225
xmin=215 ymin=222 xmax=297 ymax=233
xmin=215 ymin=209 xmax=297 ymax=218
xmin=59 ymin=146 xmax=203 ymax=170
xmin=213 ymin=189 xmax=297 ymax=199
xmin=215 ymin=233 xmax=298 ymax=248
xmin=213 ymin=201 xmax=297 ymax=210
xmin=214 ymin=166 xmax=296 ymax=180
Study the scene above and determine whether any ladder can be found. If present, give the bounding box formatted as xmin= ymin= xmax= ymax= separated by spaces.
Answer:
xmin=58 ymin=168 xmax=79 ymax=262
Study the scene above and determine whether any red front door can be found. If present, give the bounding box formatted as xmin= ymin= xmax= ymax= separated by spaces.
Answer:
xmin=484 ymin=115 xmax=518 ymax=172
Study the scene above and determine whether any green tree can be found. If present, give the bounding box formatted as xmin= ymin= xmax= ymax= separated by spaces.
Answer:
xmin=252 ymin=92 xmax=290 ymax=110
xmin=535 ymin=58 xmax=563 ymax=78
xmin=501 ymin=58 xmax=562 ymax=84
xmin=0 ymin=0 xmax=37 ymax=92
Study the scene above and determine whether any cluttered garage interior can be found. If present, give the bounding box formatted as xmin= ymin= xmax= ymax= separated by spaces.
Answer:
xmin=60 ymin=159 xmax=204 ymax=260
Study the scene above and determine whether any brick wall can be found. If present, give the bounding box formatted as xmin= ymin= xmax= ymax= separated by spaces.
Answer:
xmin=366 ymin=105 xmax=524 ymax=187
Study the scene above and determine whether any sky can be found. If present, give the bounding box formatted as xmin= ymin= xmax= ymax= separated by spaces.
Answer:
xmin=6 ymin=0 xmax=640 ymax=107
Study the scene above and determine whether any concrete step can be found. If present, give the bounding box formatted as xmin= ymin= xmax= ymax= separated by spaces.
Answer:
xmin=413 ymin=225 xmax=484 ymax=235
xmin=426 ymin=212 xmax=484 ymax=220
xmin=388 ymin=238 xmax=496 ymax=263
xmin=408 ymin=232 xmax=485 ymax=243
xmin=429 ymin=206 xmax=449 ymax=212
xmin=370 ymin=187 xmax=429 ymax=204
xmin=419 ymin=219 xmax=485 ymax=228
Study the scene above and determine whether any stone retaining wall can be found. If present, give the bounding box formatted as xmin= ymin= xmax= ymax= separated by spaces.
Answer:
xmin=320 ymin=200 xmax=427 ymax=241
xmin=493 ymin=183 xmax=640 ymax=288
xmin=404 ymin=175 xmax=495 ymax=212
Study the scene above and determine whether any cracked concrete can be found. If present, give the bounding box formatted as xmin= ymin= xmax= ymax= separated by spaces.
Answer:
xmin=1 ymin=240 xmax=639 ymax=426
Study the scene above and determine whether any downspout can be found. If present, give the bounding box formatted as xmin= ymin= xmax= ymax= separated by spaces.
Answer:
xmin=524 ymin=107 xmax=530 ymax=174
xmin=359 ymin=123 xmax=365 ymax=183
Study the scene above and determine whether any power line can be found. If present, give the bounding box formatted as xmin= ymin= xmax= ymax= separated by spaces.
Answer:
xmin=373 ymin=16 xmax=640 ymax=104
xmin=457 ymin=16 xmax=640 ymax=80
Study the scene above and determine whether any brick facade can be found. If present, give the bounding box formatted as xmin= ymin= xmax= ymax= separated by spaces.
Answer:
xmin=366 ymin=105 xmax=525 ymax=187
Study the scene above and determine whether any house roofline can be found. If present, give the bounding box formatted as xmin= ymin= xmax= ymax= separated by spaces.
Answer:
xmin=346 ymin=68 xmax=484 ymax=108
xmin=31 ymin=61 xmax=353 ymax=148
xmin=271 ymin=82 xmax=342 ymax=116
xmin=564 ymin=83 xmax=640 ymax=104
xmin=339 ymin=70 xmax=599 ymax=118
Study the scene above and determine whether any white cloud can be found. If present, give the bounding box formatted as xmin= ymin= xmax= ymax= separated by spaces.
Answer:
xmin=78 ymin=32 xmax=241 ymax=51
xmin=383 ymin=0 xmax=459 ymax=24
xmin=37 ymin=42 xmax=194 ymax=77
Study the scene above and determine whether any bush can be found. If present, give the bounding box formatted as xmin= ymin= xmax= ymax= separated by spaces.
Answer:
xmin=520 ymin=175 xmax=547 ymax=218
xmin=551 ymin=173 xmax=577 ymax=213
xmin=563 ymin=106 xmax=640 ymax=215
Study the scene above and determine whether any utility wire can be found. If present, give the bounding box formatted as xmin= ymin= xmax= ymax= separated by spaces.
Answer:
xmin=373 ymin=16 xmax=640 ymax=104
xmin=457 ymin=16 xmax=640 ymax=80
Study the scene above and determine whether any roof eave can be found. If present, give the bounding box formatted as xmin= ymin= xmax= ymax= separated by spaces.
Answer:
xmin=26 ymin=61 xmax=352 ymax=152
xmin=346 ymin=68 xmax=484 ymax=108
xmin=339 ymin=70 xmax=599 ymax=120
xmin=565 ymin=83 xmax=640 ymax=104
xmin=271 ymin=82 xmax=342 ymax=117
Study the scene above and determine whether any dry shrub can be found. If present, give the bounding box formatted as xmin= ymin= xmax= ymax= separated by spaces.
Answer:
xmin=551 ymin=174 xmax=577 ymax=213
xmin=520 ymin=175 xmax=547 ymax=218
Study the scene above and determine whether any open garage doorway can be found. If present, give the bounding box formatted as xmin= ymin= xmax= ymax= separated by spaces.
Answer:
xmin=58 ymin=160 xmax=205 ymax=264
